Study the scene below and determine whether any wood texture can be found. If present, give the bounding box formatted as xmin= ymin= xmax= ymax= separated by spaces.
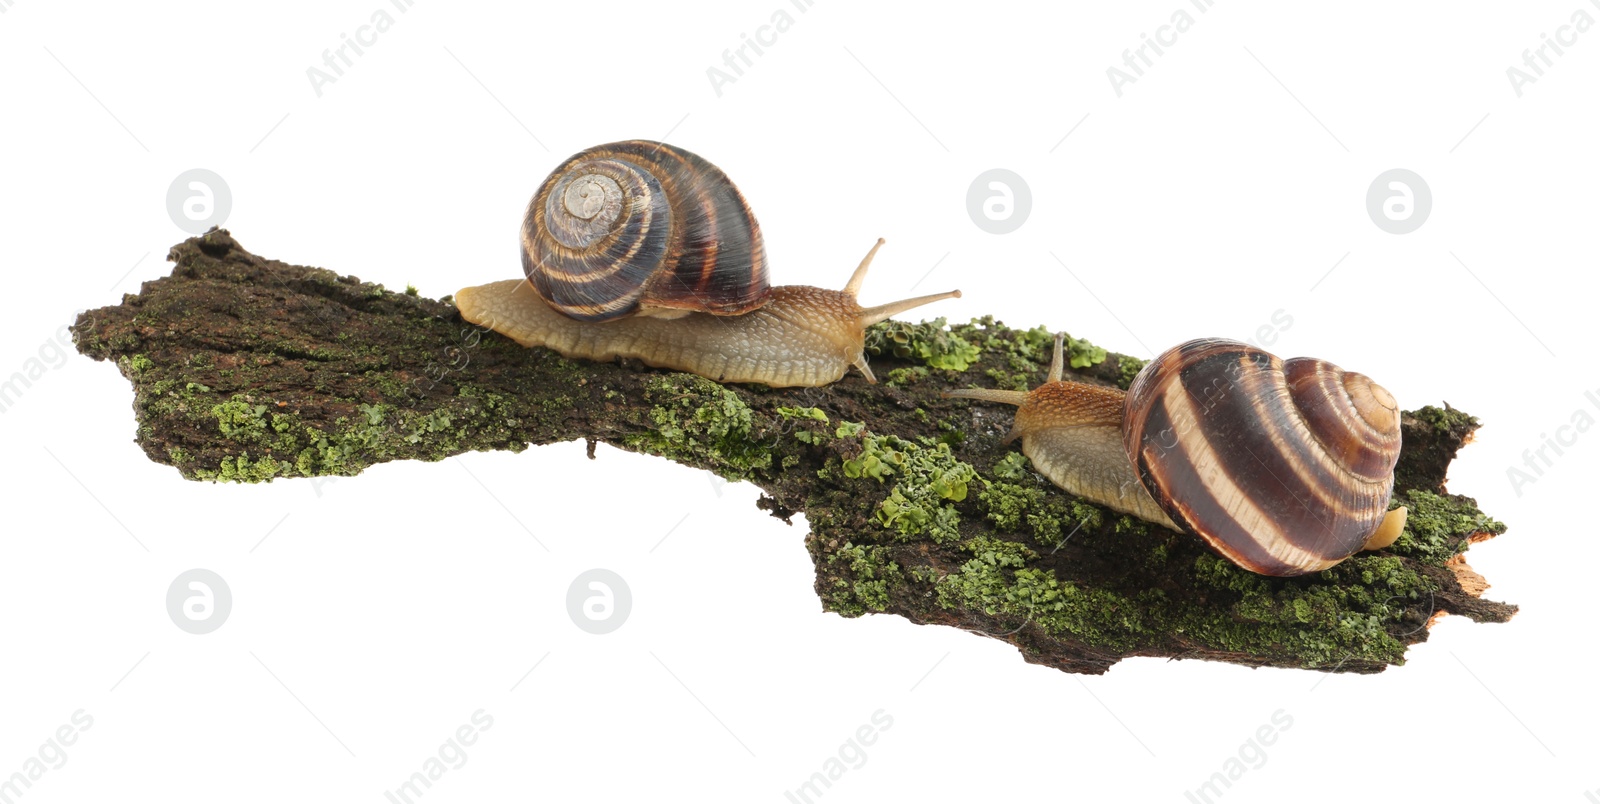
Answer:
xmin=70 ymin=230 xmax=1516 ymax=675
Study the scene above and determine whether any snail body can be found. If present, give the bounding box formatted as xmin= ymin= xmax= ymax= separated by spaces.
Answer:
xmin=454 ymin=140 xmax=960 ymax=387
xmin=947 ymin=335 xmax=1407 ymax=577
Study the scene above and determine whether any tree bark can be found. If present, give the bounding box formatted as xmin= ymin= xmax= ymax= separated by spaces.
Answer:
xmin=71 ymin=230 xmax=1515 ymax=675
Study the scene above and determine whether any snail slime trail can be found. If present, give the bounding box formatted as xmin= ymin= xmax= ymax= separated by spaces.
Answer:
xmin=305 ymin=0 xmax=421 ymax=98
xmin=706 ymin=0 xmax=817 ymax=97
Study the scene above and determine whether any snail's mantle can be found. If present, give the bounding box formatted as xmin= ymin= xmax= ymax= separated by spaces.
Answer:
xmin=71 ymin=230 xmax=1515 ymax=675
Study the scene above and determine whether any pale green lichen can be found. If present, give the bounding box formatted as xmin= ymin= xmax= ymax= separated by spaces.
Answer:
xmin=927 ymin=533 xmax=1435 ymax=666
xmin=841 ymin=431 xmax=979 ymax=544
xmin=191 ymin=385 xmax=540 ymax=483
xmin=976 ymin=480 xmax=1102 ymax=546
xmin=864 ymin=318 xmax=982 ymax=371
xmin=776 ymin=406 xmax=829 ymax=423
xmin=621 ymin=373 xmax=771 ymax=482
xmin=992 ymin=451 xmax=1029 ymax=480
xmin=1063 ymin=334 xmax=1107 ymax=369
xmin=823 ymin=542 xmax=903 ymax=616
xmin=884 ymin=366 xmax=930 ymax=387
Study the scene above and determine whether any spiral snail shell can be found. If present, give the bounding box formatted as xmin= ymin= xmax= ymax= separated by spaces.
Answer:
xmin=454 ymin=140 xmax=960 ymax=387
xmin=524 ymin=140 xmax=770 ymax=322
xmin=946 ymin=335 xmax=1407 ymax=577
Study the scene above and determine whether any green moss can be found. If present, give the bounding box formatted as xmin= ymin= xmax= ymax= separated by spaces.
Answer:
xmin=841 ymin=431 xmax=978 ymax=544
xmin=931 ymin=537 xmax=1434 ymax=665
xmin=1388 ymin=489 xmax=1505 ymax=566
xmin=983 ymin=368 xmax=1034 ymax=392
xmin=976 ymin=480 xmax=1102 ymax=546
xmin=1181 ymin=553 xmax=1434 ymax=665
xmin=188 ymin=380 xmax=539 ymax=483
xmin=1411 ymin=404 xmax=1479 ymax=434
xmin=212 ymin=397 xmax=271 ymax=442
xmin=405 ymin=284 xmax=420 ymax=296
xmin=934 ymin=536 xmax=1145 ymax=647
xmin=884 ymin=366 xmax=930 ymax=387
xmin=977 ymin=482 xmax=1040 ymax=531
xmin=822 ymin=542 xmax=903 ymax=616
xmin=1118 ymin=355 xmax=1147 ymax=389
xmin=1068 ymin=501 xmax=1105 ymax=532
xmin=125 ymin=353 xmax=155 ymax=376
xmin=620 ymin=374 xmax=771 ymax=482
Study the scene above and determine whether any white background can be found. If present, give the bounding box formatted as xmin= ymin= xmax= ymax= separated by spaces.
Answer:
xmin=1 ymin=1 xmax=1596 ymax=801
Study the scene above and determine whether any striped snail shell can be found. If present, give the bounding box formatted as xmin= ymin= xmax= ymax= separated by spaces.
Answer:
xmin=453 ymin=141 xmax=962 ymax=387
xmin=524 ymin=140 xmax=770 ymax=322
xmin=945 ymin=335 xmax=1406 ymax=577
xmin=1124 ymin=339 xmax=1403 ymax=576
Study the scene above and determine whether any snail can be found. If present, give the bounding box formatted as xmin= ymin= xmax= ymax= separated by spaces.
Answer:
xmin=453 ymin=140 xmax=961 ymax=388
xmin=946 ymin=334 xmax=1408 ymax=577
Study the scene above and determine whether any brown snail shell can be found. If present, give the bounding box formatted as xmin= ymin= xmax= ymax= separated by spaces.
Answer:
xmin=946 ymin=335 xmax=1405 ymax=577
xmin=523 ymin=140 xmax=770 ymax=322
xmin=454 ymin=140 xmax=961 ymax=388
xmin=1124 ymin=339 xmax=1403 ymax=576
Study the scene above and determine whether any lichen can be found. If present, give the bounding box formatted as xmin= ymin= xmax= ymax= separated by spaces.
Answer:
xmin=976 ymin=479 xmax=1102 ymax=547
xmin=775 ymin=406 xmax=829 ymax=423
xmin=884 ymin=366 xmax=930 ymax=387
xmin=1064 ymin=334 xmax=1107 ymax=369
xmin=822 ymin=542 xmax=903 ymax=617
xmin=864 ymin=318 xmax=982 ymax=371
xmin=1411 ymin=404 xmax=1479 ymax=434
xmin=841 ymin=430 xmax=978 ymax=544
xmin=1388 ymin=488 xmax=1505 ymax=566
xmin=621 ymin=373 xmax=771 ymax=482
xmin=931 ymin=536 xmax=1434 ymax=666
xmin=1117 ymin=355 xmax=1147 ymax=389
xmin=992 ymin=452 xmax=1029 ymax=480
xmin=125 ymin=353 xmax=155 ymax=376
xmin=189 ymin=384 xmax=535 ymax=483
xmin=212 ymin=397 xmax=273 ymax=442
xmin=73 ymin=231 xmax=1511 ymax=675
xmin=934 ymin=536 xmax=1145 ymax=647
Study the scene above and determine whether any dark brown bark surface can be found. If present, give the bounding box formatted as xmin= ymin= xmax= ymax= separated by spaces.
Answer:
xmin=71 ymin=230 xmax=1515 ymax=675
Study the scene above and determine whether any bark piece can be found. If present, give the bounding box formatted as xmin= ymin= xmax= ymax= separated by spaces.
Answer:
xmin=71 ymin=230 xmax=1516 ymax=675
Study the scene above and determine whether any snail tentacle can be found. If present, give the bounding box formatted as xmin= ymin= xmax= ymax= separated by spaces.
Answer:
xmin=945 ymin=334 xmax=1176 ymax=526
